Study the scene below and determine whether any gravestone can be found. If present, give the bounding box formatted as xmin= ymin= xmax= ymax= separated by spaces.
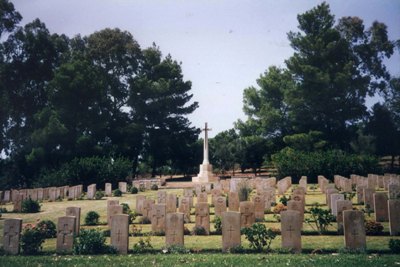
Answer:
xmin=326 ymin=188 xmax=338 ymax=208
xmin=107 ymin=200 xmax=120 ymax=223
xmin=222 ymin=211 xmax=241 ymax=252
xmin=287 ymin=200 xmax=304 ymax=228
xmin=240 ymin=201 xmax=255 ymax=228
xmin=211 ymin=189 xmax=222 ymax=205
xmin=66 ymin=207 xmax=81 ymax=235
xmin=143 ymin=199 xmax=155 ymax=221
xmin=299 ymin=176 xmax=307 ymax=191
xmin=388 ymin=184 xmax=400 ymax=199
xmin=253 ymin=195 xmax=265 ymax=220
xmin=197 ymin=192 xmax=208 ymax=203
xmin=166 ymin=194 xmax=177 ymax=213
xmin=356 ymin=185 xmax=366 ymax=204
xmin=195 ymin=202 xmax=210 ymax=234
xmin=105 ymin=183 xmax=112 ymax=196
xmin=4 ymin=190 xmax=10 ymax=202
xmin=343 ymin=210 xmax=366 ymax=250
xmin=157 ymin=191 xmax=167 ymax=204
xmin=336 ymin=200 xmax=352 ymax=234
xmin=37 ymin=188 xmax=44 ymax=201
xmin=136 ymin=195 xmax=146 ymax=215
xmin=87 ymin=184 xmax=96 ymax=200
xmin=56 ymin=216 xmax=76 ymax=253
xmin=214 ymin=196 xmax=227 ymax=218
xmin=178 ymin=197 xmax=191 ymax=223
xmin=228 ymin=192 xmax=239 ymax=211
xmin=111 ymin=214 xmax=129 ymax=254
xmin=291 ymin=193 xmax=305 ymax=211
xmin=388 ymin=199 xmax=400 ymax=235
xmin=3 ymin=218 xmax=22 ymax=255
xmin=13 ymin=193 xmax=24 ymax=212
xmin=108 ymin=204 xmax=123 ymax=227
xmin=363 ymin=188 xmax=375 ymax=211
xmin=151 ymin=204 xmax=166 ymax=233
xmin=281 ymin=210 xmax=302 ymax=253
xmin=374 ymin=192 xmax=389 ymax=222
xmin=330 ymin=193 xmax=345 ymax=216
xmin=118 ymin=182 xmax=127 ymax=193
xmin=49 ymin=187 xmax=57 ymax=201
xmin=183 ymin=189 xmax=194 ymax=207
xmin=165 ymin=213 xmax=184 ymax=246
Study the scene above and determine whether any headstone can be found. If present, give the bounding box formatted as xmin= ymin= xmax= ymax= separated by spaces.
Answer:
xmin=388 ymin=199 xmax=400 ymax=236
xmin=343 ymin=210 xmax=366 ymax=250
xmin=3 ymin=190 xmax=10 ymax=202
xmin=151 ymin=204 xmax=166 ymax=233
xmin=356 ymin=185 xmax=366 ymax=204
xmin=178 ymin=197 xmax=191 ymax=223
xmin=388 ymin=184 xmax=400 ymax=199
xmin=118 ymin=182 xmax=127 ymax=193
xmin=253 ymin=195 xmax=265 ymax=220
xmin=66 ymin=207 xmax=81 ymax=235
xmin=197 ymin=192 xmax=208 ymax=203
xmin=222 ymin=211 xmax=241 ymax=252
xmin=111 ymin=214 xmax=129 ymax=254
xmin=374 ymin=192 xmax=389 ymax=222
xmin=165 ymin=213 xmax=184 ymax=246
xmin=143 ymin=199 xmax=155 ymax=221
xmin=166 ymin=194 xmax=177 ymax=213
xmin=287 ymin=200 xmax=304 ymax=228
xmin=107 ymin=200 xmax=120 ymax=224
xmin=195 ymin=202 xmax=210 ymax=234
xmin=363 ymin=188 xmax=375 ymax=211
xmin=228 ymin=192 xmax=239 ymax=211
xmin=105 ymin=183 xmax=112 ymax=196
xmin=13 ymin=193 xmax=24 ymax=212
xmin=214 ymin=196 xmax=227 ymax=218
xmin=136 ymin=195 xmax=146 ymax=215
xmin=281 ymin=210 xmax=302 ymax=253
xmin=108 ymin=204 xmax=123 ymax=227
xmin=49 ymin=187 xmax=57 ymax=201
xmin=330 ymin=193 xmax=345 ymax=216
xmin=299 ymin=176 xmax=307 ymax=191
xmin=240 ymin=201 xmax=255 ymax=228
xmin=56 ymin=216 xmax=76 ymax=253
xmin=291 ymin=193 xmax=305 ymax=211
xmin=211 ymin=189 xmax=222 ymax=205
xmin=87 ymin=184 xmax=96 ymax=200
xmin=3 ymin=218 xmax=22 ymax=255
xmin=326 ymin=188 xmax=338 ymax=208
xmin=37 ymin=188 xmax=44 ymax=201
xmin=157 ymin=191 xmax=167 ymax=204
xmin=336 ymin=200 xmax=352 ymax=234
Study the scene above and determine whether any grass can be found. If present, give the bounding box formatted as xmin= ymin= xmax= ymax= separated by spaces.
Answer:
xmin=1 ymin=184 xmax=399 ymax=266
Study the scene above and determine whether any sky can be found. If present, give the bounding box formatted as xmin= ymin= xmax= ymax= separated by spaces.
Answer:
xmin=12 ymin=0 xmax=400 ymax=137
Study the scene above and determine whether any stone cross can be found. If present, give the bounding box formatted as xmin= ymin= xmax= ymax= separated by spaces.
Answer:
xmin=202 ymin=122 xmax=212 ymax=164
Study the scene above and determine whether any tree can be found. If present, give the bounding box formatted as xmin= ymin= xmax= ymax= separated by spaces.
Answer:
xmin=0 ymin=0 xmax=21 ymax=38
xmin=210 ymin=129 xmax=239 ymax=175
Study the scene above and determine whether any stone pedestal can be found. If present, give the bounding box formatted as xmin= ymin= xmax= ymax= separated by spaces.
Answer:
xmin=192 ymin=163 xmax=219 ymax=183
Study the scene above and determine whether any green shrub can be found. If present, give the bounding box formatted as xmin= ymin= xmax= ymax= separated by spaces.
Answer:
xmin=241 ymin=223 xmax=277 ymax=252
xmin=228 ymin=245 xmax=246 ymax=254
xmin=305 ymin=203 xmax=335 ymax=234
xmin=37 ymin=220 xmax=57 ymax=238
xmin=279 ymin=195 xmax=290 ymax=206
xmin=365 ymin=220 xmax=384 ymax=235
xmin=192 ymin=226 xmax=207 ymax=235
xmin=163 ymin=245 xmax=190 ymax=254
xmin=132 ymin=236 xmax=153 ymax=253
xmin=272 ymin=148 xmax=381 ymax=183
xmin=139 ymin=217 xmax=151 ymax=224
xmin=121 ymin=203 xmax=137 ymax=224
xmin=74 ymin=229 xmax=113 ymax=254
xmin=21 ymin=198 xmax=41 ymax=213
xmin=95 ymin=191 xmax=104 ymax=200
xmin=130 ymin=186 xmax=138 ymax=194
xmin=238 ymin=182 xmax=252 ymax=201
xmin=214 ymin=216 xmax=222 ymax=234
xmin=139 ymin=185 xmax=146 ymax=192
xmin=389 ymin=239 xmax=400 ymax=253
xmin=113 ymin=189 xmax=122 ymax=197
xmin=20 ymin=224 xmax=46 ymax=255
xmin=85 ymin=211 xmax=100 ymax=225
xmin=151 ymin=184 xmax=158 ymax=191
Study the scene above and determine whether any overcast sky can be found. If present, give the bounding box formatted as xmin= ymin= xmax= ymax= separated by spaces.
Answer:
xmin=12 ymin=0 xmax=400 ymax=137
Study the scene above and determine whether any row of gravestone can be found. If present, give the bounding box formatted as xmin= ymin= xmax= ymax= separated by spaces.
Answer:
xmin=3 ymin=209 xmax=376 ymax=254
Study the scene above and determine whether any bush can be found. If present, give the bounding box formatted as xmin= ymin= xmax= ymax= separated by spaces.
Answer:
xmin=139 ymin=185 xmax=146 ymax=192
xmin=21 ymin=198 xmax=41 ymax=213
xmin=37 ymin=220 xmax=57 ymax=238
xmin=20 ymin=224 xmax=46 ymax=255
xmin=113 ymin=189 xmax=122 ymax=197
xmin=139 ymin=217 xmax=151 ymax=224
xmin=162 ymin=245 xmax=190 ymax=254
xmin=74 ymin=229 xmax=112 ymax=254
xmin=132 ymin=236 xmax=153 ymax=253
xmin=85 ymin=211 xmax=100 ymax=225
xmin=273 ymin=203 xmax=287 ymax=214
xmin=305 ymin=203 xmax=335 ymax=234
xmin=214 ymin=216 xmax=222 ymax=234
xmin=279 ymin=195 xmax=290 ymax=206
xmin=192 ymin=226 xmax=207 ymax=235
xmin=95 ymin=191 xmax=104 ymax=200
xmin=365 ymin=220 xmax=384 ymax=235
xmin=151 ymin=184 xmax=159 ymax=191
xmin=241 ymin=223 xmax=277 ymax=252
xmin=389 ymin=239 xmax=400 ymax=253
xmin=238 ymin=182 xmax=252 ymax=201
xmin=130 ymin=186 xmax=138 ymax=194
xmin=121 ymin=203 xmax=137 ymax=224
xmin=272 ymin=148 xmax=381 ymax=183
